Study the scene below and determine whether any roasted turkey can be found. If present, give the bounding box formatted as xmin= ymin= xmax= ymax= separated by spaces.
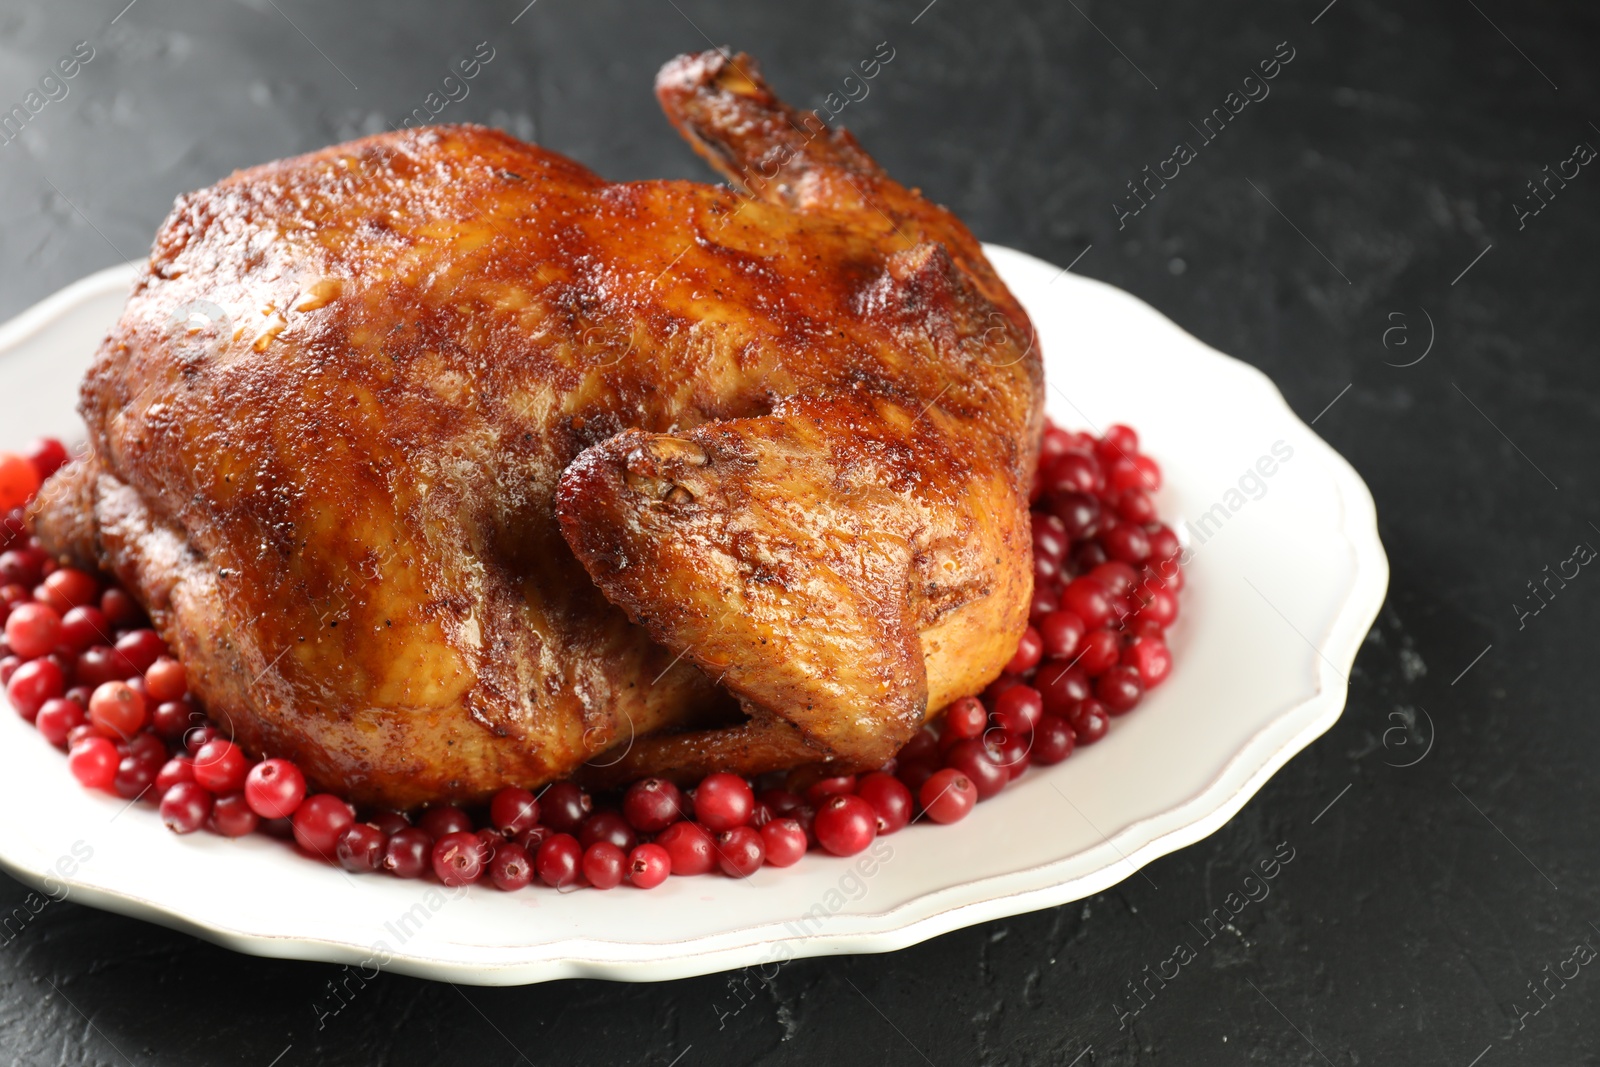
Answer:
xmin=29 ymin=50 xmax=1042 ymax=809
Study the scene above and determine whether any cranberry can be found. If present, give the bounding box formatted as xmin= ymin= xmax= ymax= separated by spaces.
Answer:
xmin=99 ymin=588 xmax=144 ymax=630
xmin=1048 ymin=491 xmax=1101 ymax=540
xmin=988 ymin=729 xmax=1032 ymax=779
xmin=143 ymin=658 xmax=187 ymax=703
xmin=627 ymin=843 xmax=671 ymax=888
xmin=0 ymin=548 xmax=46 ymax=589
xmin=1032 ymin=513 xmax=1069 ymax=562
xmin=35 ymin=697 xmax=85 ymax=746
xmin=364 ymin=810 xmax=410 ymax=837
xmin=579 ymin=811 xmax=638 ymax=852
xmin=259 ymin=816 xmax=295 ymax=840
xmin=539 ymin=782 xmax=592 ymax=833
xmin=113 ymin=753 xmax=158 ymax=800
xmin=1032 ymin=715 xmax=1077 ymax=764
xmin=1068 ymin=699 xmax=1111 ymax=744
xmin=1090 ymin=561 xmax=1140 ymax=599
xmin=41 ymin=568 xmax=98 ymax=611
xmin=23 ymin=438 xmax=69 ymax=482
xmin=150 ymin=700 xmax=197 ymax=740
xmin=1114 ymin=488 xmax=1157 ymax=525
xmin=1137 ymin=584 xmax=1180 ymax=629
xmin=535 ymin=833 xmax=583 ymax=888
xmin=757 ymin=788 xmax=806 ymax=818
xmin=802 ymin=775 xmax=856 ymax=808
xmin=622 ymin=777 xmax=683 ymax=832
xmin=432 ymin=830 xmax=485 ymax=886
xmin=489 ymin=841 xmax=535 ymax=890
xmin=940 ymin=742 xmax=1004 ymax=799
xmin=656 ymin=821 xmax=716 ymax=875
xmin=65 ymin=723 xmax=98 ymax=749
xmin=155 ymin=756 xmax=195 ymax=796
xmin=160 ymin=781 xmax=213 ymax=833
xmin=514 ymin=825 xmax=554 ymax=854
xmin=192 ymin=739 xmax=249 ymax=794
xmin=417 ymin=804 xmax=473 ymax=840
xmin=1029 ymin=584 xmax=1061 ymax=623
xmin=694 ymin=772 xmax=755 ymax=831
xmin=88 ymin=681 xmax=146 ymax=740
xmin=68 ymin=736 xmax=119 ymax=790
xmin=714 ymin=826 xmax=765 ymax=878
xmin=1072 ymin=540 xmax=1109 ymax=573
xmin=856 ymin=772 xmax=913 ymax=834
xmin=1044 ymin=452 xmax=1104 ymax=496
xmin=75 ymin=646 xmax=131 ymax=689
xmin=579 ymin=841 xmax=624 ymax=889
xmin=7 ymin=657 xmax=64 ymax=721
xmin=1122 ymin=636 xmax=1172 ymax=688
xmin=488 ymin=787 xmax=540 ymax=836
xmin=58 ymin=605 xmax=110 ymax=653
xmin=1004 ymin=626 xmax=1044 ymax=674
xmin=237 ymin=757 xmax=304 ymax=820
xmin=382 ymin=827 xmax=433 ymax=878
xmin=183 ymin=723 xmax=220 ymax=756
xmin=0 ymin=456 xmax=39 ymax=514
xmin=1133 ymin=454 xmax=1162 ymax=490
xmin=1147 ymin=526 xmax=1182 ymax=563
xmin=760 ymin=819 xmax=808 ymax=867
xmin=1061 ymin=578 xmax=1113 ymax=630
xmin=898 ymin=727 xmax=940 ymax=765
xmin=1076 ymin=630 xmax=1121 ymax=675
xmin=991 ymin=684 xmax=1043 ymax=735
xmin=5 ymin=602 xmax=61 ymax=660
xmin=1037 ymin=610 xmax=1086 ymax=662
xmin=1096 ymin=664 xmax=1145 ymax=714
xmin=209 ymin=793 xmax=260 ymax=837
xmin=1101 ymin=523 xmax=1151 ymax=565
xmin=293 ymin=794 xmax=356 ymax=860
xmin=920 ymin=768 xmax=977 ymax=824
xmin=813 ymin=795 xmax=877 ymax=857
xmin=943 ymin=696 xmax=987 ymax=740
xmin=114 ymin=629 xmax=165 ymax=675
xmin=896 ymin=757 xmax=940 ymax=797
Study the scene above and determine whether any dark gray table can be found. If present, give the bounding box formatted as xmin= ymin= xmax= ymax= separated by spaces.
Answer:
xmin=2 ymin=1 xmax=1597 ymax=1063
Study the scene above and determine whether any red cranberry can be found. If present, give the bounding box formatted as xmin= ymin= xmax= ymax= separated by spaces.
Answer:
xmin=1035 ymin=661 xmax=1091 ymax=718
xmin=489 ymin=786 xmax=540 ymax=836
xmin=1114 ymin=488 xmax=1157 ymax=524
xmin=293 ymin=794 xmax=356 ymax=860
xmin=1004 ymin=626 xmax=1043 ymax=674
xmin=24 ymin=438 xmax=69 ymax=481
xmin=627 ymin=843 xmax=671 ymax=888
xmin=1096 ymin=664 xmax=1145 ymax=714
xmin=7 ymin=657 xmax=64 ymax=721
xmin=5 ymin=602 xmax=61 ymax=660
xmin=857 ymin=772 xmax=913 ymax=834
xmin=1147 ymin=526 xmax=1182 ymax=563
xmin=113 ymin=754 xmax=158 ymax=800
xmin=192 ymin=739 xmax=249 ymax=794
xmin=943 ymin=696 xmax=987 ymax=740
xmin=760 ymin=819 xmax=808 ymax=867
xmin=1101 ymin=523 xmax=1151 ymax=565
xmin=1076 ymin=630 xmax=1121 ymax=675
xmin=155 ymin=756 xmax=195 ymax=797
xmin=1037 ymin=610 xmax=1086 ymax=662
xmin=1032 ymin=513 xmax=1069 ymax=562
xmin=1072 ymin=540 xmax=1109 ymax=573
xmin=1089 ymin=561 xmax=1140 ymax=599
xmin=1048 ymin=491 xmax=1102 ymax=542
xmin=149 ymin=700 xmax=196 ymax=740
xmin=99 ymin=588 xmax=144 ymax=630
xmin=160 ymin=781 xmax=213 ymax=833
xmin=68 ymin=736 xmax=119 ymax=790
xmin=514 ymin=825 xmax=554 ymax=854
xmin=920 ymin=768 xmax=977 ymax=824
xmin=714 ymin=826 xmax=765 ymax=878
xmin=489 ymin=841 xmax=534 ymax=890
xmin=539 ymin=781 xmax=592 ymax=833
xmin=183 ymin=723 xmax=220 ymax=756
xmin=114 ymin=630 xmax=165 ymax=675
xmin=382 ymin=827 xmax=433 ymax=878
xmin=656 ymin=821 xmax=716 ymax=876
xmin=1068 ymin=699 xmax=1111 ymax=744
xmin=896 ymin=757 xmax=940 ymax=797
xmin=623 ymin=777 xmax=683 ymax=833
xmin=1061 ymin=578 xmax=1113 ymax=629
xmin=65 ymin=723 xmax=98 ymax=749
xmin=579 ymin=811 xmax=637 ymax=852
xmin=365 ymin=810 xmax=411 ymax=837
xmin=802 ymin=775 xmax=856 ymax=808
xmin=1133 ymin=454 xmax=1162 ymax=490
xmin=1029 ymin=583 xmax=1061 ymax=623
xmin=813 ymin=795 xmax=877 ymax=857
xmin=332 ymin=823 xmax=385 ymax=869
xmin=41 ymin=568 xmax=97 ymax=611
xmin=1123 ymin=635 xmax=1172 ymax=688
xmin=1032 ymin=715 xmax=1077 ymax=764
xmin=940 ymin=742 xmax=1004 ymax=799
xmin=1044 ymin=452 xmax=1104 ymax=496
xmin=1137 ymin=585 xmax=1180 ymax=629
xmin=0 ymin=548 xmax=46 ymax=589
xmin=433 ymin=830 xmax=485 ymax=886
xmin=898 ymin=727 xmax=939 ymax=765
xmin=88 ymin=681 xmax=146 ymax=739
xmin=988 ymin=729 xmax=1032 ymax=779
xmin=582 ymin=841 xmax=627 ymax=889
xmin=757 ymin=788 xmax=806 ymax=818
xmin=535 ymin=833 xmax=583 ymax=888
xmin=35 ymin=697 xmax=85 ymax=746
xmin=75 ymin=645 xmax=133 ymax=688
xmin=210 ymin=793 xmax=261 ymax=837
xmin=243 ymin=758 xmax=306 ymax=819
xmin=991 ymin=684 xmax=1043 ymax=735
xmin=58 ymin=606 xmax=109 ymax=653
xmin=695 ymin=772 xmax=755 ymax=831
xmin=418 ymin=805 xmax=474 ymax=840
xmin=143 ymin=658 xmax=186 ymax=703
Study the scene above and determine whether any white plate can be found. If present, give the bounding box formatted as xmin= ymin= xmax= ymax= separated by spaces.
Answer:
xmin=0 ymin=246 xmax=1387 ymax=985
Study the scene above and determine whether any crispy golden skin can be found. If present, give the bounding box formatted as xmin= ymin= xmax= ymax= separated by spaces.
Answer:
xmin=29 ymin=51 xmax=1041 ymax=808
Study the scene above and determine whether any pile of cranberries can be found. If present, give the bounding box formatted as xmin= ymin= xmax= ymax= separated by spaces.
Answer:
xmin=0 ymin=420 xmax=1179 ymax=891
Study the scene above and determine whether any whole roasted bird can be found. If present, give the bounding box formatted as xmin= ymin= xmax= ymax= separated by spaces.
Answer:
xmin=30 ymin=50 xmax=1042 ymax=809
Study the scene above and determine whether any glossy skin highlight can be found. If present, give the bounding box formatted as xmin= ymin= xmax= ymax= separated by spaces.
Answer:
xmin=30 ymin=51 xmax=1041 ymax=808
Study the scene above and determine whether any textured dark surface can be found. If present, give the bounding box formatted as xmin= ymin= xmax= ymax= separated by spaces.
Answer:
xmin=1 ymin=1 xmax=1598 ymax=1064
